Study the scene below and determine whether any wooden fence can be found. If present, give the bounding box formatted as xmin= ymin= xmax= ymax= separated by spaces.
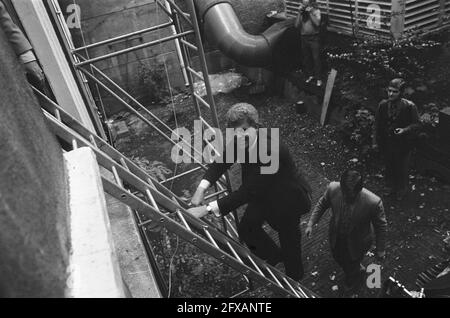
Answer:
xmin=285 ymin=0 xmax=450 ymax=40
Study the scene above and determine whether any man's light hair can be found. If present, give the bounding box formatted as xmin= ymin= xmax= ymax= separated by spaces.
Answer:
xmin=226 ymin=103 xmax=259 ymax=128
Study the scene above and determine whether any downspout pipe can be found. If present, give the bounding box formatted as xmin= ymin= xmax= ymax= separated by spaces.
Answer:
xmin=193 ymin=0 xmax=293 ymax=67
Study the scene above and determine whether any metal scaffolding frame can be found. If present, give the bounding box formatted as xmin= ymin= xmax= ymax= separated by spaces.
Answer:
xmin=42 ymin=0 xmax=316 ymax=298
xmin=34 ymin=85 xmax=316 ymax=298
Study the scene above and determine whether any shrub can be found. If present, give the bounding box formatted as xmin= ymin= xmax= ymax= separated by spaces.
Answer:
xmin=326 ymin=38 xmax=441 ymax=90
xmin=137 ymin=62 xmax=169 ymax=104
xmin=338 ymin=107 xmax=376 ymax=159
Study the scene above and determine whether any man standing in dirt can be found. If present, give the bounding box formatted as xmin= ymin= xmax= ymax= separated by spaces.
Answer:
xmin=294 ymin=0 xmax=322 ymax=87
xmin=305 ymin=170 xmax=387 ymax=295
xmin=373 ymin=78 xmax=421 ymax=199
xmin=187 ymin=103 xmax=312 ymax=281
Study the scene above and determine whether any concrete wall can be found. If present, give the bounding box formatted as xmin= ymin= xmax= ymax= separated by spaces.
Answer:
xmin=0 ymin=28 xmax=70 ymax=297
xmin=58 ymin=0 xmax=285 ymax=115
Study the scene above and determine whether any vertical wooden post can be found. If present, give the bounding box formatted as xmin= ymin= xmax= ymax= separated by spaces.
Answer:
xmin=391 ymin=0 xmax=406 ymax=40
xmin=320 ymin=69 xmax=337 ymax=127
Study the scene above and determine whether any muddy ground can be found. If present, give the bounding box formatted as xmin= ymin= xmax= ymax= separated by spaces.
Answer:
xmin=111 ymin=31 xmax=450 ymax=298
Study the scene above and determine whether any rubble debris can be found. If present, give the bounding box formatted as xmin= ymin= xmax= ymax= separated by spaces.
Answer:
xmin=194 ymin=71 xmax=248 ymax=96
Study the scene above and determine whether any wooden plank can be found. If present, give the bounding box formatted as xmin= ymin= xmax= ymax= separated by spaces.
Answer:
xmin=320 ymin=69 xmax=337 ymax=127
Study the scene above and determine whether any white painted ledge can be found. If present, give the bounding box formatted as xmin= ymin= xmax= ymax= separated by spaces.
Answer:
xmin=64 ymin=147 xmax=126 ymax=298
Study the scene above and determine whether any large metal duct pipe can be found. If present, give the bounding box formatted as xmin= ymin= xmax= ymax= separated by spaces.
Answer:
xmin=194 ymin=0 xmax=292 ymax=67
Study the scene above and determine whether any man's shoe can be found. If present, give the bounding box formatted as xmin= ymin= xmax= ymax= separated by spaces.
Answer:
xmin=305 ymin=76 xmax=314 ymax=83
xmin=316 ymin=80 xmax=323 ymax=87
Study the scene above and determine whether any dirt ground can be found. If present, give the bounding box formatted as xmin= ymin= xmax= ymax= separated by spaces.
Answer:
xmin=112 ymin=86 xmax=449 ymax=298
xmin=111 ymin=31 xmax=450 ymax=298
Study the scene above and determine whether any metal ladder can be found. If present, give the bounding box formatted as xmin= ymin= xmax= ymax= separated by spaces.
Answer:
xmin=46 ymin=0 xmax=239 ymax=237
xmin=42 ymin=0 xmax=317 ymax=297
xmin=35 ymin=87 xmax=317 ymax=298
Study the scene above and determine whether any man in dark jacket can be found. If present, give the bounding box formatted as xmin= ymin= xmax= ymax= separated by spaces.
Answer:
xmin=188 ymin=103 xmax=312 ymax=281
xmin=373 ymin=78 xmax=421 ymax=199
xmin=306 ymin=170 xmax=387 ymax=293
xmin=0 ymin=1 xmax=44 ymax=86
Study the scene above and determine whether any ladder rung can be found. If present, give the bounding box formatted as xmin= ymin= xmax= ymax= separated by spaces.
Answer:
xmin=296 ymin=285 xmax=309 ymax=298
xmin=203 ymin=227 xmax=219 ymax=249
xmin=216 ymin=178 xmax=229 ymax=191
xmin=224 ymin=217 xmax=239 ymax=239
xmin=138 ymin=219 xmax=154 ymax=228
xmin=111 ymin=165 xmax=123 ymax=187
xmin=160 ymin=166 xmax=203 ymax=185
xmin=199 ymin=116 xmax=216 ymax=132
xmin=89 ymin=135 xmax=98 ymax=148
xmin=145 ymin=188 xmax=160 ymax=212
xmin=146 ymin=178 xmax=157 ymax=190
xmin=187 ymin=66 xmax=204 ymax=81
xmin=247 ymin=255 xmax=265 ymax=277
xmin=120 ymin=157 xmax=128 ymax=169
xmin=170 ymin=196 xmax=180 ymax=206
xmin=226 ymin=242 xmax=243 ymax=263
xmin=282 ymin=277 xmax=301 ymax=298
xmin=180 ymin=39 xmax=198 ymax=51
xmin=265 ymin=265 xmax=284 ymax=288
xmin=176 ymin=209 xmax=192 ymax=231
xmin=55 ymin=109 xmax=61 ymax=121
xmin=193 ymin=93 xmax=211 ymax=109
xmin=204 ymin=189 xmax=227 ymax=200
xmin=203 ymin=139 xmax=222 ymax=159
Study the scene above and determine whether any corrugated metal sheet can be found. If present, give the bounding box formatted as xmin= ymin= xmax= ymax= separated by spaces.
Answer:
xmin=404 ymin=0 xmax=444 ymax=32
xmin=285 ymin=0 xmax=450 ymax=40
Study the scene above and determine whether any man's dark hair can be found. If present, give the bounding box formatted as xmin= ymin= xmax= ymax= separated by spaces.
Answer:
xmin=340 ymin=169 xmax=363 ymax=195
xmin=306 ymin=0 xmax=318 ymax=8
xmin=389 ymin=78 xmax=406 ymax=94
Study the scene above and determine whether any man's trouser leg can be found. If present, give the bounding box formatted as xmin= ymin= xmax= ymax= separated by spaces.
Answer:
xmin=237 ymin=204 xmax=281 ymax=265
xmin=277 ymin=218 xmax=304 ymax=281
xmin=309 ymin=35 xmax=322 ymax=79
xmin=301 ymin=36 xmax=313 ymax=77
xmin=393 ymin=149 xmax=411 ymax=194
xmin=382 ymin=145 xmax=396 ymax=190
xmin=332 ymin=237 xmax=364 ymax=289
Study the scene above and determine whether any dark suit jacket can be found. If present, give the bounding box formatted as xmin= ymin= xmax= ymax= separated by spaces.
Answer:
xmin=309 ymin=182 xmax=387 ymax=261
xmin=203 ymin=130 xmax=312 ymax=218
xmin=0 ymin=1 xmax=32 ymax=56
xmin=375 ymin=98 xmax=420 ymax=152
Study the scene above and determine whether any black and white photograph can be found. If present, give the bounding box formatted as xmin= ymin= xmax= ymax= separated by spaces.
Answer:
xmin=1 ymin=0 xmax=450 ymax=302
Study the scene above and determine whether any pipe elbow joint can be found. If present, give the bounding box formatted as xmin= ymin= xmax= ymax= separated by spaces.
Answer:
xmin=194 ymin=0 xmax=288 ymax=67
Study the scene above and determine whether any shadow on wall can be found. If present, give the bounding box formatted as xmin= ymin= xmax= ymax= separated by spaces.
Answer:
xmin=0 ymin=28 xmax=70 ymax=297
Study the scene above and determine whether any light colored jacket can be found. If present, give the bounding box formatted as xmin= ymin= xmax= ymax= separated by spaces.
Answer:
xmin=308 ymin=182 xmax=387 ymax=260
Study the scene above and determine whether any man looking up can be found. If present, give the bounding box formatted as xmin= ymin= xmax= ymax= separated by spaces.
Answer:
xmin=187 ymin=103 xmax=312 ymax=281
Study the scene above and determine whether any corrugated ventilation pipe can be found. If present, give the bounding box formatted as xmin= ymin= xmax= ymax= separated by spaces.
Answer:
xmin=194 ymin=0 xmax=292 ymax=67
